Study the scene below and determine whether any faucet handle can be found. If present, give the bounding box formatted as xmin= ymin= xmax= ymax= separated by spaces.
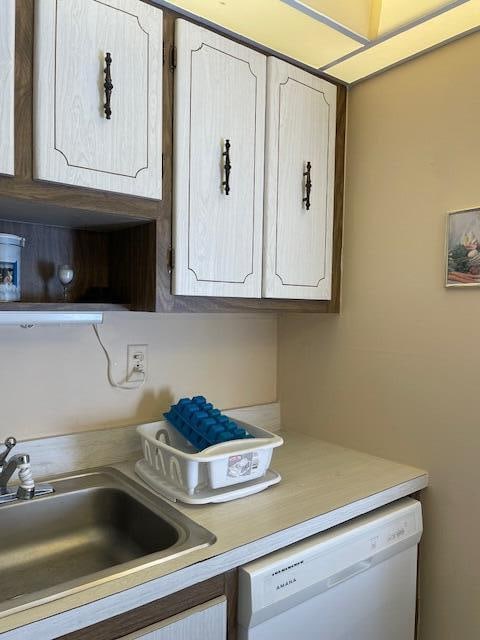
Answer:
xmin=0 ymin=437 xmax=17 ymax=466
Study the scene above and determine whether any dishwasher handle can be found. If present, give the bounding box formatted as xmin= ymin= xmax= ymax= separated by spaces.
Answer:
xmin=326 ymin=559 xmax=373 ymax=589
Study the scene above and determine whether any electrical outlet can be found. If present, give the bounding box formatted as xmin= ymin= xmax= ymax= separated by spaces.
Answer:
xmin=127 ymin=344 xmax=148 ymax=383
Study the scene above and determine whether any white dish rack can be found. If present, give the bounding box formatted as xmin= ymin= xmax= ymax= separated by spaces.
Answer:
xmin=136 ymin=419 xmax=283 ymax=504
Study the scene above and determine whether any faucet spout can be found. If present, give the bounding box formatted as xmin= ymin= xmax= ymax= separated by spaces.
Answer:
xmin=0 ymin=453 xmax=31 ymax=494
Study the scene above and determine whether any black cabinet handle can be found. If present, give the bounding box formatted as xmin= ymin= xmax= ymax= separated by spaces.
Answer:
xmin=303 ymin=161 xmax=312 ymax=210
xmin=104 ymin=52 xmax=113 ymax=119
xmin=222 ymin=139 xmax=231 ymax=195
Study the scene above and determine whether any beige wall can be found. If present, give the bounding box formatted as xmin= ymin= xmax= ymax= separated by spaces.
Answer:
xmin=1 ymin=313 xmax=276 ymax=440
xmin=279 ymin=31 xmax=480 ymax=640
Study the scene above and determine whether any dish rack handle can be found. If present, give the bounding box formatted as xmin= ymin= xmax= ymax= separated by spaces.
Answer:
xmin=155 ymin=428 xmax=171 ymax=446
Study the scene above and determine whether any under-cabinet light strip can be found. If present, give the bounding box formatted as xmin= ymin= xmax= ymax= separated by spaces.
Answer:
xmin=0 ymin=312 xmax=104 ymax=326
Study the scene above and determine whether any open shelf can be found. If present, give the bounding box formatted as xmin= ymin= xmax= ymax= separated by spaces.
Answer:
xmin=0 ymin=216 xmax=157 ymax=312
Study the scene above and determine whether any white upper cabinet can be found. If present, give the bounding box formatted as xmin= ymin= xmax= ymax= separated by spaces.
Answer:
xmin=0 ymin=0 xmax=15 ymax=176
xmin=263 ymin=58 xmax=337 ymax=300
xmin=33 ymin=0 xmax=163 ymax=200
xmin=173 ymin=20 xmax=266 ymax=298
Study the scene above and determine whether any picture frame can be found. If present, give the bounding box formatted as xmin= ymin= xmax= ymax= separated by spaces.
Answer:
xmin=446 ymin=207 xmax=480 ymax=287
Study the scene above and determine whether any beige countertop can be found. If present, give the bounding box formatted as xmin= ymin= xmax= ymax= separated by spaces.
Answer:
xmin=0 ymin=429 xmax=428 ymax=639
xmin=171 ymin=429 xmax=427 ymax=547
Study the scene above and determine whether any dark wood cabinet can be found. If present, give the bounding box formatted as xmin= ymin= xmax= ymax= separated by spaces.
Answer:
xmin=56 ymin=571 xmax=238 ymax=640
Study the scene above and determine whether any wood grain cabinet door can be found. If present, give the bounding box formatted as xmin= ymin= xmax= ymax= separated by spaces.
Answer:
xmin=263 ymin=58 xmax=337 ymax=300
xmin=173 ymin=20 xmax=266 ymax=298
xmin=119 ymin=597 xmax=227 ymax=640
xmin=33 ymin=0 xmax=163 ymax=199
xmin=0 ymin=0 xmax=15 ymax=176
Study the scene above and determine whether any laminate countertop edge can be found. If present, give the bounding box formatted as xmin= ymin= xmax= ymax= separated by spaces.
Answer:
xmin=0 ymin=430 xmax=428 ymax=639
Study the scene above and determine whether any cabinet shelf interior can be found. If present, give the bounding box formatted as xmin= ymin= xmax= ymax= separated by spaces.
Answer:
xmin=0 ymin=204 xmax=156 ymax=311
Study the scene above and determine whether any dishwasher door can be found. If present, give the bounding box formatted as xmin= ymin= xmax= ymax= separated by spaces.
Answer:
xmin=238 ymin=498 xmax=422 ymax=640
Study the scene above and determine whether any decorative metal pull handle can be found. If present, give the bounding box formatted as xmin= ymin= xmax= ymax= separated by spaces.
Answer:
xmin=303 ymin=161 xmax=312 ymax=210
xmin=222 ymin=139 xmax=231 ymax=195
xmin=104 ymin=52 xmax=113 ymax=119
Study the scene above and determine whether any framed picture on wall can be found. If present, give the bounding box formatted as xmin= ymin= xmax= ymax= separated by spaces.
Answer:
xmin=446 ymin=208 xmax=480 ymax=287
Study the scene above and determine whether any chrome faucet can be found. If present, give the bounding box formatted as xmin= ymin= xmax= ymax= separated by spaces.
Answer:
xmin=0 ymin=436 xmax=54 ymax=504
xmin=0 ymin=452 xmax=33 ymax=497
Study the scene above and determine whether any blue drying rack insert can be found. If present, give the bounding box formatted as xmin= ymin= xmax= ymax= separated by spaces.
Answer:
xmin=164 ymin=396 xmax=254 ymax=451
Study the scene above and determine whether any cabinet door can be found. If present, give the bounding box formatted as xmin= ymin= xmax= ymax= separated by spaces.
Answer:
xmin=263 ymin=58 xmax=337 ymax=300
xmin=34 ymin=0 xmax=162 ymax=200
xmin=173 ymin=20 xmax=266 ymax=298
xmin=0 ymin=0 xmax=15 ymax=176
xmin=119 ymin=597 xmax=227 ymax=640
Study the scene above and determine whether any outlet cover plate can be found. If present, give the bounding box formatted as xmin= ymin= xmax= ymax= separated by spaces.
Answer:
xmin=127 ymin=344 xmax=148 ymax=383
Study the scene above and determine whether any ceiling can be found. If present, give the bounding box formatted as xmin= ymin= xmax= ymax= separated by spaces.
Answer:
xmin=162 ymin=0 xmax=480 ymax=83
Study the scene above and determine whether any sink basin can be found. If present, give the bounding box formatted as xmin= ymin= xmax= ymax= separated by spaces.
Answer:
xmin=0 ymin=468 xmax=215 ymax=613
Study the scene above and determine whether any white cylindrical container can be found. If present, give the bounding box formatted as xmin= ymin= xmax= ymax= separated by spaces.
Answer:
xmin=0 ymin=234 xmax=26 ymax=302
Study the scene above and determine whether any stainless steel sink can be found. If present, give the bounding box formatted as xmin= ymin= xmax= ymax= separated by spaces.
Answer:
xmin=0 ymin=468 xmax=215 ymax=613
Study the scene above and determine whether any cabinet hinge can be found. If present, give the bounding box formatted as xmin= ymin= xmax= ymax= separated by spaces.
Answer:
xmin=162 ymin=41 xmax=165 ymax=65
xmin=162 ymin=153 xmax=164 ymax=179
xmin=168 ymin=247 xmax=175 ymax=272
xmin=169 ymin=45 xmax=177 ymax=71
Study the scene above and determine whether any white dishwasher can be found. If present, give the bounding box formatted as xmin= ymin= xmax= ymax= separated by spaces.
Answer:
xmin=238 ymin=498 xmax=422 ymax=640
